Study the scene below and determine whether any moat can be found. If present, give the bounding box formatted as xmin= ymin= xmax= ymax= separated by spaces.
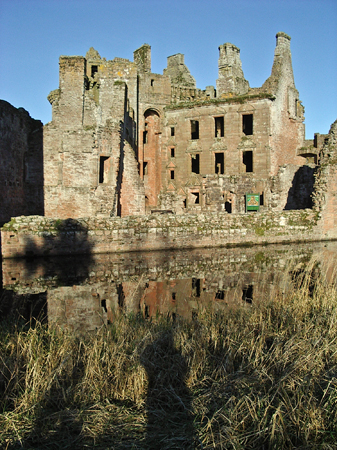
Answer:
xmin=1 ymin=241 xmax=336 ymax=331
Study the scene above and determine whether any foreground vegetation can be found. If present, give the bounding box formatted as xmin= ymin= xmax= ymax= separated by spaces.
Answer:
xmin=1 ymin=263 xmax=337 ymax=449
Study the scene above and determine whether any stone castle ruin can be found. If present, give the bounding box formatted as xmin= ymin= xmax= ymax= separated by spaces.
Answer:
xmin=0 ymin=32 xmax=336 ymax=237
xmin=41 ymin=32 xmax=325 ymax=219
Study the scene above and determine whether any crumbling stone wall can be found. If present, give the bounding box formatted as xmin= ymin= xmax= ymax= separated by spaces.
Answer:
xmin=312 ymin=120 xmax=337 ymax=239
xmin=0 ymin=101 xmax=43 ymax=225
xmin=1 ymin=207 xmax=329 ymax=259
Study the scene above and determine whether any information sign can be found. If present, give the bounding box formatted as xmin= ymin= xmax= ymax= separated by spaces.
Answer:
xmin=246 ymin=193 xmax=260 ymax=212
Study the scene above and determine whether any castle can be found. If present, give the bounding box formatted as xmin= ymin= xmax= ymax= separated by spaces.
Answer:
xmin=42 ymin=32 xmax=322 ymax=219
xmin=0 ymin=33 xmax=331 ymax=225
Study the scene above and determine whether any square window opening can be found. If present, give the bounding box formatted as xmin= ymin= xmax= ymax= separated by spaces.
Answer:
xmin=243 ymin=114 xmax=253 ymax=136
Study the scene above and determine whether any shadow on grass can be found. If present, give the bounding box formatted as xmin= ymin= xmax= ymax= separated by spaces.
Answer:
xmin=141 ymin=328 xmax=196 ymax=449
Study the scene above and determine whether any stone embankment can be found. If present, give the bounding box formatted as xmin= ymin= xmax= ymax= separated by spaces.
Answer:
xmin=1 ymin=208 xmax=334 ymax=259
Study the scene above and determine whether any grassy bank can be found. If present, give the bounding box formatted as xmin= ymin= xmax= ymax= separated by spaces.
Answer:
xmin=1 ymin=263 xmax=337 ymax=449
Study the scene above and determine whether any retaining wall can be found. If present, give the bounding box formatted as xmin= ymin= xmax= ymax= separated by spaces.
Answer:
xmin=1 ymin=208 xmax=335 ymax=259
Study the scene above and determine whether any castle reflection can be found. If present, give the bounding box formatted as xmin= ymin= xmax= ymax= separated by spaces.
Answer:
xmin=2 ymin=242 xmax=337 ymax=332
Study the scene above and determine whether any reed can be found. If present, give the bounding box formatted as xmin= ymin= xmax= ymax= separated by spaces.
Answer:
xmin=1 ymin=261 xmax=336 ymax=449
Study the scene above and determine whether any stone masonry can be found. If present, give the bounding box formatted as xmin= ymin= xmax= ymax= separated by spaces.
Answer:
xmin=0 ymin=100 xmax=44 ymax=225
xmin=43 ymin=32 xmax=320 ymax=218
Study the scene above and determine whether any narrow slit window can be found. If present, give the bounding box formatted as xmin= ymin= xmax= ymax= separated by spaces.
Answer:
xmin=215 ymin=117 xmax=224 ymax=137
xmin=99 ymin=156 xmax=110 ymax=183
xmin=243 ymin=151 xmax=253 ymax=173
xmin=143 ymin=130 xmax=148 ymax=144
xmin=191 ymin=120 xmax=199 ymax=140
xmin=191 ymin=153 xmax=200 ymax=174
xmin=170 ymin=127 xmax=175 ymax=137
xmin=170 ymin=170 xmax=175 ymax=180
xmin=215 ymin=152 xmax=224 ymax=174
xmin=170 ymin=147 xmax=175 ymax=158
xmin=242 ymin=114 xmax=253 ymax=135
xmin=151 ymin=79 xmax=154 ymax=86
xmin=91 ymin=65 xmax=98 ymax=77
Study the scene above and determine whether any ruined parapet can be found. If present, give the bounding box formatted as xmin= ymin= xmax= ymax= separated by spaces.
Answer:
xmin=134 ymin=44 xmax=151 ymax=73
xmin=51 ymin=55 xmax=86 ymax=126
xmin=164 ymin=53 xmax=196 ymax=88
xmin=216 ymin=43 xmax=249 ymax=96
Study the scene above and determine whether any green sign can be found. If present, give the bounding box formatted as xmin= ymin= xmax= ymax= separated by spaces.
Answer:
xmin=246 ymin=193 xmax=260 ymax=212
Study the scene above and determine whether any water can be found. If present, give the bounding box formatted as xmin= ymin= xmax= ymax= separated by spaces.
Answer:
xmin=1 ymin=241 xmax=337 ymax=331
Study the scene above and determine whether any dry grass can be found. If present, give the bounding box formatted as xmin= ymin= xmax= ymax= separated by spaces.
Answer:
xmin=1 ymin=261 xmax=337 ymax=449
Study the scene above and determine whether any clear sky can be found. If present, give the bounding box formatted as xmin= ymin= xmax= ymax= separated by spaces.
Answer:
xmin=0 ymin=0 xmax=336 ymax=139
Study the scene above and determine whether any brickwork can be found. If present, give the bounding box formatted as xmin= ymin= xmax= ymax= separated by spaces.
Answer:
xmin=0 ymin=101 xmax=43 ymax=225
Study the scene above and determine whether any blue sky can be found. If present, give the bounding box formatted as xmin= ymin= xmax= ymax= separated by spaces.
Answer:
xmin=0 ymin=0 xmax=336 ymax=139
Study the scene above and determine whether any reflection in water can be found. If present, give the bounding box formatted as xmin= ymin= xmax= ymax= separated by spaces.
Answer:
xmin=1 ymin=241 xmax=337 ymax=331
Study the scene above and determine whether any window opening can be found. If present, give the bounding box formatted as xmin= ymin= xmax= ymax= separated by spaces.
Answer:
xmin=242 ymin=285 xmax=253 ymax=304
xmin=143 ymin=130 xmax=148 ymax=144
xmin=91 ymin=65 xmax=98 ymax=77
xmin=170 ymin=147 xmax=175 ymax=158
xmin=215 ymin=116 xmax=224 ymax=137
xmin=243 ymin=114 xmax=253 ymax=135
xmin=215 ymin=153 xmax=224 ymax=174
xmin=192 ymin=278 xmax=201 ymax=297
xmin=191 ymin=120 xmax=199 ymax=139
xmin=99 ymin=156 xmax=110 ymax=183
xmin=170 ymin=127 xmax=175 ymax=137
xmin=183 ymin=199 xmax=187 ymax=208
xmin=260 ymin=192 xmax=264 ymax=206
xmin=170 ymin=170 xmax=175 ymax=180
xmin=172 ymin=292 xmax=176 ymax=301
xmin=101 ymin=299 xmax=107 ymax=313
xmin=215 ymin=290 xmax=225 ymax=300
xmin=151 ymin=79 xmax=154 ymax=86
xmin=191 ymin=192 xmax=200 ymax=204
xmin=117 ymin=284 xmax=125 ymax=308
xmin=243 ymin=151 xmax=253 ymax=173
xmin=191 ymin=153 xmax=200 ymax=174
xmin=225 ymin=201 xmax=232 ymax=213
xmin=143 ymin=162 xmax=148 ymax=176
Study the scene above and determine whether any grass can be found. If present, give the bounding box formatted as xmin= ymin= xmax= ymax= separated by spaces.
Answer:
xmin=0 ymin=261 xmax=337 ymax=449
